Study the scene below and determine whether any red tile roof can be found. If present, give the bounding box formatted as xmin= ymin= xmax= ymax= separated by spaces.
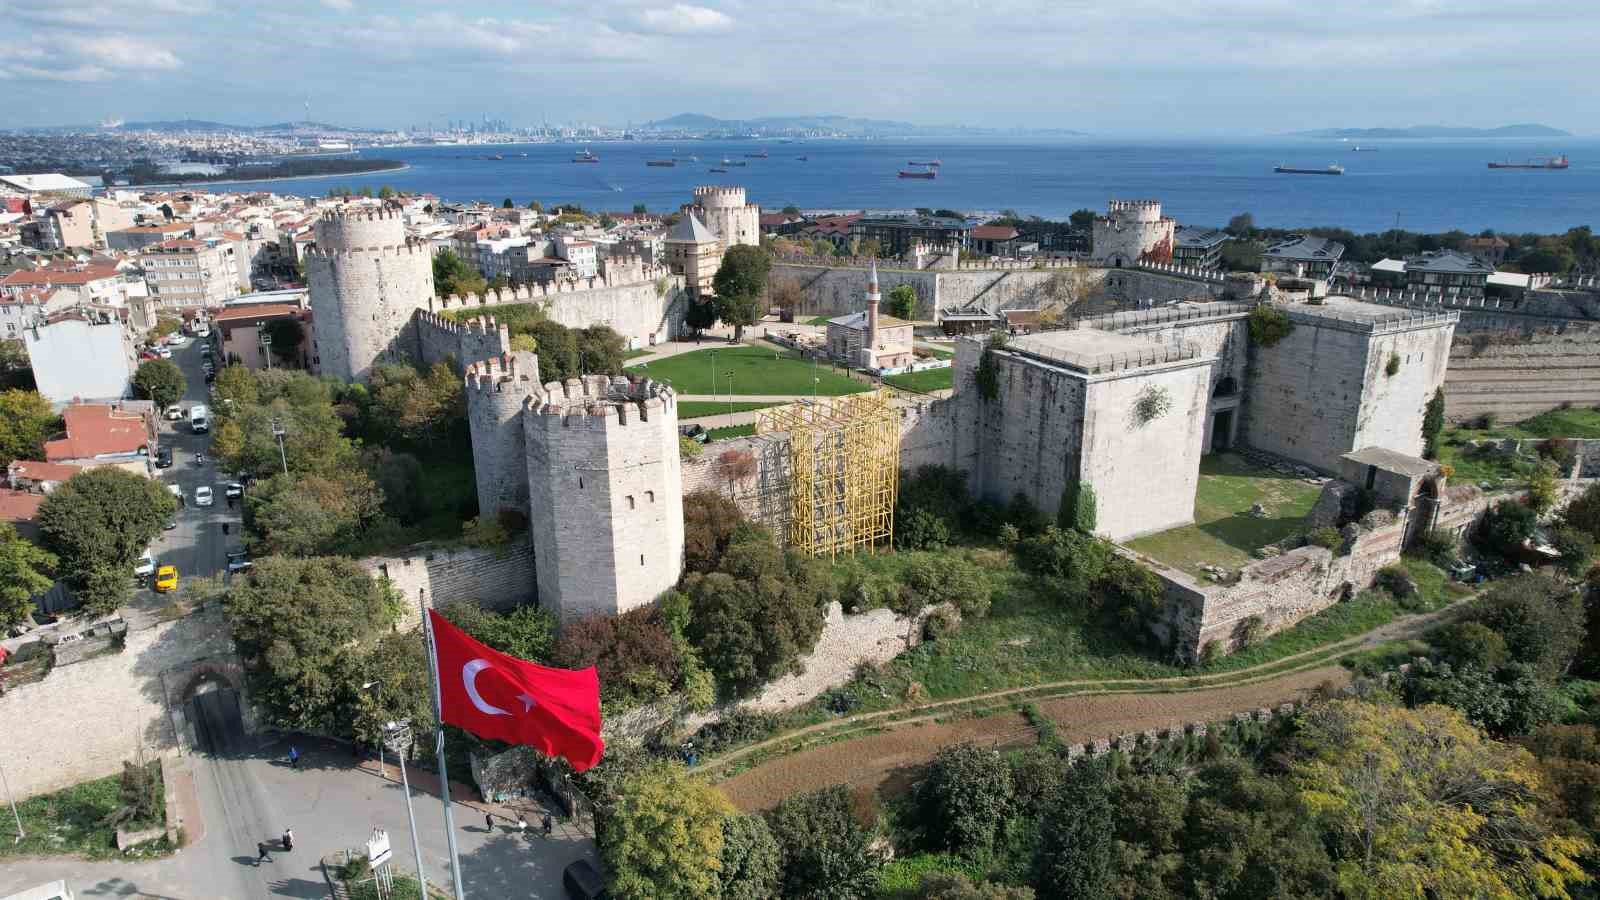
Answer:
xmin=44 ymin=405 xmax=149 ymax=461
xmin=971 ymin=225 xmax=1020 ymax=241
xmin=214 ymin=304 xmax=303 ymax=324
xmin=0 ymin=488 xmax=44 ymax=525
xmin=7 ymin=460 xmax=83 ymax=484
xmin=0 ymin=265 xmax=122 ymax=287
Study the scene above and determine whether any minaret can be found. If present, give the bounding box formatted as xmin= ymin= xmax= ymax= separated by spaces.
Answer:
xmin=866 ymin=259 xmax=881 ymax=355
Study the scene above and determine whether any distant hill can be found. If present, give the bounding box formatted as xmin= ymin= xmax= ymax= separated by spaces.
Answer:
xmin=639 ymin=112 xmax=1086 ymax=138
xmin=113 ymin=119 xmax=374 ymax=133
xmin=1289 ymin=123 xmax=1570 ymax=139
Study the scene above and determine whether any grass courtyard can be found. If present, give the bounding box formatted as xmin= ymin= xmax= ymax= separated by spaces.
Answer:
xmin=883 ymin=367 xmax=955 ymax=394
xmin=626 ymin=344 xmax=867 ymax=396
xmin=678 ymin=400 xmax=779 ymax=420
xmin=1125 ymin=452 xmax=1323 ymax=577
xmin=0 ymin=762 xmax=170 ymax=861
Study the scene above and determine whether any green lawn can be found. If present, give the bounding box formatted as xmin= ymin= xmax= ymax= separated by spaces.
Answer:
xmin=1 ymin=763 xmax=170 ymax=860
xmin=1453 ymin=406 xmax=1600 ymax=439
xmin=626 ymin=345 xmax=867 ymax=396
xmin=919 ymin=345 xmax=955 ymax=360
xmin=708 ymin=424 xmax=756 ymax=441
xmin=883 ymin=367 xmax=954 ymax=394
xmin=805 ymin=315 xmax=835 ymax=327
xmin=678 ymin=400 xmax=779 ymax=420
xmin=1125 ymin=453 xmax=1323 ymax=576
xmin=1436 ymin=432 xmax=1534 ymax=490
xmin=623 ymin=348 xmax=653 ymax=360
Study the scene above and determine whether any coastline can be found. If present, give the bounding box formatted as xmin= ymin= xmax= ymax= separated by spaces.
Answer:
xmin=130 ymin=162 xmax=410 ymax=190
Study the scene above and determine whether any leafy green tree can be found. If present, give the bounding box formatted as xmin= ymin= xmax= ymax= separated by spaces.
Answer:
xmin=224 ymin=555 xmax=397 ymax=731
xmin=1466 ymin=573 xmax=1585 ymax=677
xmin=1528 ymin=460 xmax=1560 ymax=515
xmin=1058 ymin=480 xmax=1097 ymax=533
xmin=1422 ymin=389 xmax=1445 ymax=459
xmin=1181 ymin=758 xmax=1334 ymax=899
xmin=684 ymin=298 xmax=719 ymax=335
xmin=888 ymin=284 xmax=917 ymax=321
xmin=436 ymin=601 xmax=555 ymax=662
xmin=351 ymin=629 xmax=434 ymax=749
xmin=633 ymin=203 xmax=648 ymax=214
xmin=261 ymin=318 xmax=304 ymax=361
xmin=1552 ymin=526 xmax=1595 ymax=577
xmin=711 ymin=245 xmax=772 ymax=340
xmin=718 ymin=814 xmax=782 ymax=900
xmin=894 ymin=466 xmax=969 ymax=550
xmin=765 ymin=785 xmax=881 ymax=900
xmin=904 ymin=554 xmax=993 ymax=618
xmin=1068 ymin=209 xmax=1097 ymax=229
xmin=1225 ymin=212 xmax=1255 ymax=236
xmin=502 ymin=197 xmax=514 ymax=209
xmin=530 ymin=320 xmax=579 ymax=383
xmin=0 ymin=389 xmax=59 ymax=466
xmin=683 ymin=490 xmax=745 ymax=573
xmin=367 ymin=448 xmax=424 ymax=523
xmin=915 ymin=742 xmax=1015 ymax=862
xmin=0 ymin=522 xmax=55 ymax=630
xmin=211 ymin=364 xmax=259 ymax=407
xmin=0 ymin=340 xmax=33 ymax=390
xmin=683 ymin=526 xmax=828 ymax=695
xmin=1291 ymin=699 xmax=1591 ymax=899
xmin=245 ymin=471 xmax=383 ymax=557
xmin=914 ymin=873 xmax=1035 ymax=899
xmin=576 ymin=325 xmax=627 ymax=375
xmin=432 ymin=249 xmax=486 ymax=298
xmin=1033 ymin=762 xmax=1116 ymax=900
xmin=1520 ymin=724 xmax=1600 ymax=834
xmin=133 ymin=358 xmax=187 ymax=409
xmin=36 ymin=468 xmax=174 ymax=615
xmin=1432 ymin=621 xmax=1508 ymax=669
xmin=603 ymin=761 xmax=732 ymax=900
xmin=1559 ymin=482 xmax=1600 ymax=541
xmin=551 ymin=606 xmax=683 ymax=709
xmin=364 ymin=362 xmax=465 ymax=446
xmin=1516 ymin=246 xmax=1575 ymax=275
xmin=1476 ymin=499 xmax=1537 ymax=558
xmin=378 ymin=185 xmax=396 ymax=200
xmin=213 ymin=370 xmax=360 ymax=479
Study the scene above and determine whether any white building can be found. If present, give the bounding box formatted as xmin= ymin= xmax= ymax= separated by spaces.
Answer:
xmin=23 ymin=308 xmax=138 ymax=405
xmin=138 ymin=238 xmax=242 ymax=309
xmin=0 ymin=174 xmax=93 ymax=200
xmin=553 ymin=235 xmax=598 ymax=278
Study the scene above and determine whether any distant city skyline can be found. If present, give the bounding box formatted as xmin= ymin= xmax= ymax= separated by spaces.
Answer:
xmin=1 ymin=0 xmax=1591 ymax=136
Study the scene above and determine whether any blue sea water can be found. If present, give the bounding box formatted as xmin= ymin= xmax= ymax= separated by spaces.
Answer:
xmin=214 ymin=138 xmax=1600 ymax=234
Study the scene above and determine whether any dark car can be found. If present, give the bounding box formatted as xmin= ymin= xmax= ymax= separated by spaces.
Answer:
xmin=562 ymin=860 xmax=608 ymax=900
xmin=226 ymin=550 xmax=252 ymax=575
xmin=204 ymin=370 xmax=216 ymax=384
xmin=680 ymin=424 xmax=709 ymax=444
xmin=155 ymin=447 xmax=173 ymax=468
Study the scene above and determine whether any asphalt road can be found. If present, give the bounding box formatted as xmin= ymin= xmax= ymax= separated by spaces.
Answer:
xmin=147 ymin=336 xmax=235 ymax=591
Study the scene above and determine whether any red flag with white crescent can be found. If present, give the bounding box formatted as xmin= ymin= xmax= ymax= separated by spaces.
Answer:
xmin=428 ymin=609 xmax=604 ymax=772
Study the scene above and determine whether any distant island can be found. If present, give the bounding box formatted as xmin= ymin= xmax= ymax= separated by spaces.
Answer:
xmin=1288 ymin=123 xmax=1570 ymax=139
xmin=637 ymin=112 xmax=1087 ymax=139
xmin=122 ymin=157 xmax=404 ymax=186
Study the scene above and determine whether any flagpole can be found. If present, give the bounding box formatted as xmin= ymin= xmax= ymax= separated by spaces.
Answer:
xmin=422 ymin=606 xmax=468 ymax=899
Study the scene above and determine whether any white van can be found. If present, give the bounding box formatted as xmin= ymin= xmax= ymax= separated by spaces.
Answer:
xmin=190 ymin=404 xmax=209 ymax=434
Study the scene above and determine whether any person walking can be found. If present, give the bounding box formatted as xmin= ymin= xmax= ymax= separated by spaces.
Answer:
xmin=541 ymin=812 xmax=552 ymax=838
xmin=288 ymin=745 xmax=300 ymax=769
xmin=257 ymin=841 xmax=271 ymax=864
xmin=516 ymin=815 xmax=528 ymax=839
xmin=485 ymin=812 xmax=495 ymax=832
xmin=282 ymin=827 xmax=294 ymax=851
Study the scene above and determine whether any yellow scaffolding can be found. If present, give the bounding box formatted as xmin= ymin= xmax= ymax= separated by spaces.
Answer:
xmin=757 ymin=389 xmax=900 ymax=558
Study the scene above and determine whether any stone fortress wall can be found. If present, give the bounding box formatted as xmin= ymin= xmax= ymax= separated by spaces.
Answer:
xmin=361 ymin=543 xmax=538 ymax=632
xmin=771 ymin=264 xmax=1115 ymax=321
xmin=1441 ymin=325 xmax=1600 ymax=423
xmin=524 ymin=375 xmax=684 ymax=622
xmin=306 ymin=208 xmax=436 ymax=382
xmin=1091 ymin=199 xmax=1176 ymax=267
xmin=466 ymin=352 xmax=541 ymax=521
xmin=414 ymin=311 xmax=513 ymax=372
xmin=688 ymin=185 xmax=760 ymax=248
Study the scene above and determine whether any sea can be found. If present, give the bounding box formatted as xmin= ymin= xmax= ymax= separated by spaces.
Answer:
xmin=211 ymin=138 xmax=1600 ymax=235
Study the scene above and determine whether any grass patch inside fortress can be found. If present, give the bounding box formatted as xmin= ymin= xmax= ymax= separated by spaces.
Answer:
xmin=678 ymin=400 xmax=779 ymax=419
xmin=883 ymin=367 xmax=954 ymax=394
xmin=1125 ymin=452 xmax=1322 ymax=577
xmin=1 ymin=763 xmax=169 ymax=861
xmin=626 ymin=344 xmax=868 ymax=396
xmin=1450 ymin=406 xmax=1600 ymax=440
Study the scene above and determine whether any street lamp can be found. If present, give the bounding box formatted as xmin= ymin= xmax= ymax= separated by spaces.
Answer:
xmin=726 ymin=371 xmax=735 ymax=419
xmin=0 ymin=758 xmax=22 ymax=844
xmin=707 ymin=349 xmax=717 ymax=401
xmin=382 ymin=720 xmax=429 ymax=900
xmin=361 ymin=680 xmax=384 ymax=772
xmin=270 ymin=418 xmax=288 ymax=475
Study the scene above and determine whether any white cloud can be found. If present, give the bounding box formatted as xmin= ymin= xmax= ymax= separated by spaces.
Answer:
xmin=630 ymin=4 xmax=734 ymax=35
xmin=69 ymin=35 xmax=182 ymax=70
xmin=0 ymin=63 xmax=113 ymax=82
xmin=320 ymin=0 xmax=353 ymax=10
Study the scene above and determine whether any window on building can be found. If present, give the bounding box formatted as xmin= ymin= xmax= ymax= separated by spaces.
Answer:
xmin=626 ymin=495 xmax=635 ymax=509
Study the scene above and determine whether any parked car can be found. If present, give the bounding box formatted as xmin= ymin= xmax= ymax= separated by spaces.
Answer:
xmin=164 ymin=405 xmax=183 ymax=421
xmin=195 ymin=452 xmax=208 ymax=466
xmin=562 ymin=860 xmax=608 ymax=900
xmin=224 ymin=482 xmax=244 ymax=499
xmin=681 ymin=424 xmax=709 ymax=444
xmin=163 ymin=518 xmax=178 ymax=531
xmin=155 ymin=447 xmax=173 ymax=468
xmin=157 ymin=346 xmax=172 ymax=359
xmin=167 ymin=483 xmax=183 ymax=499
xmin=134 ymin=551 xmax=156 ymax=580
xmin=226 ymin=550 xmax=252 ymax=575
xmin=194 ymin=486 xmax=214 ymax=507
xmin=153 ymin=565 xmax=179 ymax=593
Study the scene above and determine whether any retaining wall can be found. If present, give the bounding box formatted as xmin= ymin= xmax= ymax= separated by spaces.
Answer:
xmin=361 ymin=542 xmax=537 ymax=630
xmin=427 ymin=276 xmax=688 ymax=349
xmin=772 ymin=264 xmax=1112 ymax=321
xmin=1442 ymin=327 xmax=1600 ymax=423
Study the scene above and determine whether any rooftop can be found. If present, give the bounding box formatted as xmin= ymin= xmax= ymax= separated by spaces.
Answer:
xmin=1263 ymin=234 xmax=1345 ymax=262
xmin=0 ymin=174 xmax=91 ymax=194
xmin=1007 ymin=327 xmax=1197 ymax=374
xmin=1174 ymin=225 xmax=1228 ymax=248
xmin=0 ymin=488 xmax=44 ymax=526
xmin=828 ymin=311 xmax=913 ymax=330
xmin=665 ymin=212 xmax=719 ymax=244
xmin=214 ymin=303 xmax=303 ymax=324
xmin=856 ymin=214 xmax=969 ymax=230
xmin=971 ymin=224 xmax=1020 ymax=241
xmin=45 ymin=404 xmax=149 ymax=461
xmin=1342 ymin=446 xmax=1438 ymax=478
xmin=7 ymin=460 xmax=83 ymax=484
xmin=1405 ymin=249 xmax=1494 ymax=275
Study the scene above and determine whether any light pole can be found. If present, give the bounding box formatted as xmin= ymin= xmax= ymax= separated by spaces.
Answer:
xmin=707 ymin=349 xmax=717 ymax=402
xmin=362 ymin=680 xmax=384 ymax=773
xmin=0 ymin=758 xmax=22 ymax=844
xmin=270 ymin=418 xmax=288 ymax=475
xmin=726 ymin=371 xmax=735 ymax=420
xmin=383 ymin=721 xmax=429 ymax=900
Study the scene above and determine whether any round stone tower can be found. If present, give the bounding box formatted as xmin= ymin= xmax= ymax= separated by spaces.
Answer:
xmin=690 ymin=185 xmax=760 ymax=248
xmin=465 ymin=351 xmax=542 ymax=522
xmin=523 ymin=375 xmax=683 ymax=622
xmin=1090 ymin=199 xmax=1176 ymax=267
xmin=306 ymin=206 xmax=435 ymax=382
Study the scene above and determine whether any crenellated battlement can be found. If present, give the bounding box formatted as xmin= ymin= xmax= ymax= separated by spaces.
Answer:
xmin=465 ymin=351 xmax=540 ymax=394
xmin=319 ymin=206 xmax=403 ymax=223
xmin=1105 ymin=199 xmax=1162 ymax=214
xmin=692 ymin=185 xmax=748 ymax=206
xmin=430 ymin=264 xmax=676 ymax=312
xmin=304 ymin=239 xmax=430 ymax=259
xmin=414 ymin=310 xmax=462 ymax=335
xmin=528 ymin=374 xmax=675 ymax=425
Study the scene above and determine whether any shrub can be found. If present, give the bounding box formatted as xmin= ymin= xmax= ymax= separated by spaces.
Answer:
xmin=923 ymin=607 xmax=961 ymax=642
xmin=1477 ymin=500 xmax=1537 ymax=558
xmin=1422 ymin=389 xmax=1446 ymax=459
xmin=1015 ymin=525 xmax=1110 ymax=585
xmin=1433 ymin=621 xmax=1509 ymax=670
xmin=1132 ymin=385 xmax=1173 ymax=426
xmin=1005 ymin=492 xmax=1047 ymax=534
xmin=1247 ymin=304 xmax=1293 ymax=347
xmin=683 ymin=489 xmax=745 ymax=573
xmin=1561 ymin=483 xmax=1600 ymax=541
xmin=1529 ymin=461 xmax=1561 ymax=515
xmin=688 ymin=709 xmax=783 ymax=755
xmin=1058 ymin=479 xmax=1097 ymax=534
xmin=895 ymin=466 xmax=967 ymax=550
xmin=1385 ymin=353 xmax=1401 ymax=377
xmin=1199 ymin=640 xmax=1223 ymax=665
xmin=679 ymin=436 xmax=704 ymax=459
xmin=1375 ymin=564 xmax=1417 ymax=600
xmin=1466 ymin=573 xmax=1585 ymax=678
xmin=1552 ymin=527 xmax=1595 ymax=578
xmin=1236 ymin=614 xmax=1265 ymax=649
xmin=1307 ymin=527 xmax=1343 ymax=551
xmin=915 ymin=743 xmax=1015 ymax=862
xmin=1537 ymin=438 xmax=1577 ymax=474
xmin=551 ymin=607 xmax=683 ymax=709
xmin=1097 ymin=555 xmax=1166 ymax=642
xmin=765 ymin=786 xmax=881 ymax=900
xmin=1416 ymin=527 xmax=1458 ymax=566
xmin=905 ymin=555 xmax=993 ymax=618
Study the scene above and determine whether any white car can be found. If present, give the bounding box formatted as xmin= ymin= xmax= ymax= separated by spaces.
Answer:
xmin=134 ymin=551 xmax=156 ymax=579
xmin=165 ymin=405 xmax=183 ymax=421
xmin=194 ymin=486 xmax=214 ymax=507
xmin=167 ymin=483 xmax=183 ymax=499
xmin=157 ymin=346 xmax=172 ymax=359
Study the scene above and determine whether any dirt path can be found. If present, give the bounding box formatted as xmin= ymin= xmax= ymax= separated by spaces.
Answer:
xmin=712 ymin=598 xmax=1465 ymax=812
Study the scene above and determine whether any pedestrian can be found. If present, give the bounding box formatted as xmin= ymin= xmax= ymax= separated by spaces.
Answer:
xmin=222 ymin=522 xmax=230 ymax=535
xmin=282 ymin=827 xmax=294 ymax=851
xmin=288 ymin=745 xmax=300 ymax=769
xmin=541 ymin=813 xmax=552 ymax=838
xmin=257 ymin=841 xmax=271 ymax=864
xmin=485 ymin=812 xmax=494 ymax=832
xmin=517 ymin=816 xmax=528 ymax=838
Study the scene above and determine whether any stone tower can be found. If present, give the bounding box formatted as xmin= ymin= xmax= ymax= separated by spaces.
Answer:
xmin=1090 ymin=199 xmax=1176 ymax=268
xmin=465 ymin=350 xmax=541 ymax=522
xmin=306 ymin=206 xmax=435 ymax=382
xmin=524 ymin=375 xmax=684 ymax=622
xmin=686 ymin=186 xmax=760 ymax=248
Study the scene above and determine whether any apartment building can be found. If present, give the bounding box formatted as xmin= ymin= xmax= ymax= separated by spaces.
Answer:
xmin=138 ymin=238 xmax=241 ymax=309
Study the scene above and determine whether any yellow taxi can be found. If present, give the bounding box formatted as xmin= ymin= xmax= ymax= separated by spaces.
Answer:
xmin=153 ymin=565 xmax=179 ymax=593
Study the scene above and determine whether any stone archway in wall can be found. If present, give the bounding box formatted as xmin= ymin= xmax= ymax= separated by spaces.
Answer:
xmin=162 ymin=657 xmax=250 ymax=754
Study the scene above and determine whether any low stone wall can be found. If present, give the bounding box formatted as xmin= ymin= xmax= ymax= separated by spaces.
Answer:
xmin=1442 ymin=327 xmax=1600 ymax=423
xmin=1061 ymin=700 xmax=1305 ymax=761
xmin=361 ymin=542 xmax=537 ymax=631
xmin=1103 ymin=269 xmax=1225 ymax=305
xmin=771 ymin=263 xmax=1111 ymax=321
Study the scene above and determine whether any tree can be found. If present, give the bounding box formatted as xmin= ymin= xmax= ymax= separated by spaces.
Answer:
xmin=1033 ymin=762 xmax=1117 ymax=900
xmin=1058 ymin=480 xmax=1097 ymax=533
xmin=245 ymin=470 xmax=383 ymax=557
xmin=0 ymin=522 xmax=54 ymax=630
xmin=888 ymin=284 xmax=917 ymax=321
xmin=0 ymin=389 xmax=59 ymax=466
xmin=1516 ymin=246 xmax=1575 ymax=275
xmin=915 ymin=743 xmax=1014 ymax=862
xmin=1552 ymin=526 xmax=1595 ymax=577
xmin=1291 ymin=699 xmax=1590 ymax=899
xmin=502 ymin=197 xmax=514 ymax=209
xmin=1422 ymin=388 xmax=1445 ymax=459
xmin=261 ymin=318 xmax=304 ymax=361
xmin=683 ymin=489 xmax=744 ymax=573
xmin=603 ymin=761 xmax=732 ymax=900
xmin=575 ymin=325 xmax=627 ymax=375
xmin=765 ymin=785 xmax=880 ymax=900
xmin=1520 ymin=724 xmax=1600 ymax=833
xmin=146 ymin=315 xmax=182 ymax=345
xmin=436 ymin=601 xmax=555 ymax=662
xmin=769 ymin=278 xmax=805 ymax=314
xmin=684 ymin=298 xmax=719 ymax=335
xmin=1466 ymin=573 xmax=1585 ymax=677
xmin=1068 ymin=209 xmax=1097 ymax=229
xmin=1529 ymin=460 xmax=1561 ymax=515
xmin=1477 ymin=499 xmax=1537 ymax=558
xmin=718 ymin=814 xmax=782 ymax=900
xmin=1559 ymin=482 xmax=1600 ymax=541
xmin=528 ymin=200 xmax=543 ymax=212
xmin=0 ymin=340 xmax=33 ymax=390
xmin=551 ymin=607 xmax=683 ymax=709
xmin=716 ymin=448 xmax=756 ymax=494
xmin=1225 ymin=212 xmax=1255 ymax=236
xmin=211 ymin=364 xmax=259 ymax=408
xmin=368 ymin=448 xmax=424 ymax=523
xmin=378 ymin=185 xmax=396 ymax=200
xmin=224 ymin=555 xmax=397 ymax=731
xmin=36 ymin=468 xmax=175 ymax=615
xmin=633 ymin=203 xmax=648 ymax=214
xmin=904 ymin=554 xmax=993 ymax=618
xmin=133 ymin=358 xmax=187 ymax=410
xmin=432 ymin=249 xmax=486 ymax=298
xmin=711 ymin=245 xmax=772 ymax=340
xmin=351 ymin=629 xmax=434 ymax=749
xmin=1182 ymin=758 xmax=1334 ymax=899
xmin=915 ymin=873 xmax=1035 ymax=899
xmin=684 ymin=526 xmax=828 ymax=695
xmin=530 ymin=320 xmax=579 ymax=383
xmin=1432 ymin=621 xmax=1508 ymax=669
xmin=365 ymin=362 xmax=465 ymax=446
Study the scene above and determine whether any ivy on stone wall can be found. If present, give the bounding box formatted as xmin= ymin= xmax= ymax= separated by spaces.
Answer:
xmin=974 ymin=332 xmax=1008 ymax=402
xmin=1246 ymin=304 xmax=1294 ymax=347
xmin=1059 ymin=480 xmax=1098 ymax=534
xmin=1422 ymin=388 xmax=1446 ymax=459
xmin=1132 ymin=384 xmax=1173 ymax=427
xmin=1386 ymin=353 xmax=1402 ymax=377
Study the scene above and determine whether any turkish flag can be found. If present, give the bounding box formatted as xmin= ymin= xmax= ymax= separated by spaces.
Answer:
xmin=428 ymin=609 xmax=605 ymax=772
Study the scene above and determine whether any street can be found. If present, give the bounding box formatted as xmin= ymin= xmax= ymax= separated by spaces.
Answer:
xmin=147 ymin=336 xmax=233 ymax=592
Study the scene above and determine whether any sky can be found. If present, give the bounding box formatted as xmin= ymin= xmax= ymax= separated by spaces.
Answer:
xmin=1 ymin=0 xmax=1590 ymax=135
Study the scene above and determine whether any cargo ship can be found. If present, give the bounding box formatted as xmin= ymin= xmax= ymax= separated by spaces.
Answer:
xmin=744 ymin=151 xmax=769 ymax=159
xmin=1488 ymin=154 xmax=1568 ymax=169
xmin=1274 ymin=164 xmax=1344 ymax=175
xmin=645 ymin=159 xmax=676 ymax=167
xmin=898 ymin=168 xmax=937 ymax=179
xmin=708 ymin=168 xmax=728 ymax=173
xmin=720 ymin=158 xmax=748 ymax=167
xmin=1350 ymin=146 xmax=1378 ymax=152
xmin=572 ymin=149 xmax=599 ymax=163
xmin=908 ymin=159 xmax=942 ymax=167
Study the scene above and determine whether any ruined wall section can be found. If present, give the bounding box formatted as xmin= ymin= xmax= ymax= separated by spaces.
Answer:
xmin=770 ymin=264 xmax=1113 ymax=321
xmin=1102 ymin=269 xmax=1225 ymax=305
xmin=1442 ymin=326 xmax=1600 ymax=423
